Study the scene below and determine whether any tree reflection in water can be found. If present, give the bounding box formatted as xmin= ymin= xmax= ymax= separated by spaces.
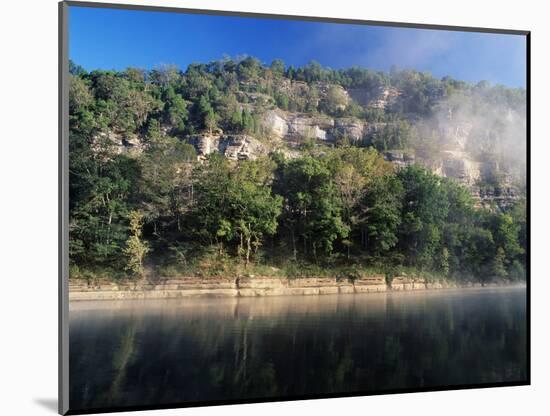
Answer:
xmin=69 ymin=288 xmax=527 ymax=411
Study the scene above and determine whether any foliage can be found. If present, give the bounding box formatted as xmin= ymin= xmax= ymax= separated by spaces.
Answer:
xmin=191 ymin=154 xmax=283 ymax=265
xmin=397 ymin=165 xmax=449 ymax=269
xmin=67 ymin=58 xmax=527 ymax=281
xmin=123 ymin=211 xmax=149 ymax=277
xmin=275 ymin=155 xmax=349 ymax=258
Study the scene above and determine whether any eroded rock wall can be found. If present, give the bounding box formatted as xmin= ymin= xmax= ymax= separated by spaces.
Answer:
xmin=68 ymin=275 xmax=493 ymax=301
xmin=187 ymin=134 xmax=267 ymax=160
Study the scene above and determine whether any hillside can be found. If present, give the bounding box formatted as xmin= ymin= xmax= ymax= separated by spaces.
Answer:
xmin=70 ymin=58 xmax=526 ymax=209
xmin=68 ymin=57 xmax=527 ymax=283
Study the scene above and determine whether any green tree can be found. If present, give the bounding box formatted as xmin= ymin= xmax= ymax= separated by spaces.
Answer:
xmin=231 ymin=160 xmax=283 ymax=265
xmin=140 ymin=135 xmax=196 ymax=237
xmin=438 ymin=247 xmax=450 ymax=276
xmin=230 ymin=108 xmax=243 ymax=132
xmin=491 ymin=247 xmax=508 ymax=280
xmin=492 ymin=213 xmax=523 ymax=262
xmin=242 ymin=108 xmax=254 ymax=133
xmin=270 ymin=59 xmax=285 ymax=77
xmin=69 ymin=75 xmax=93 ymax=111
xmin=360 ymin=174 xmax=404 ymax=256
xmin=123 ymin=211 xmax=150 ymax=277
xmin=197 ymin=95 xmax=217 ymax=134
xmin=90 ymin=70 xmax=161 ymax=132
xmin=69 ymin=135 xmax=141 ymax=271
xmin=163 ymin=86 xmax=188 ymax=134
xmin=463 ymin=226 xmax=495 ymax=278
xmin=322 ymin=85 xmax=348 ymax=114
xmin=275 ymin=93 xmax=289 ymax=110
xmin=275 ymin=156 xmax=349 ymax=258
xmin=323 ymin=147 xmax=393 ymax=257
xmin=397 ymin=165 xmax=449 ymax=269
xmin=192 ymin=155 xmax=282 ymax=263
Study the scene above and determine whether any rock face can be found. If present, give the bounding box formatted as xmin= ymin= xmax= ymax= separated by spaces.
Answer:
xmin=92 ymin=131 xmax=144 ymax=156
xmin=263 ymin=110 xmax=288 ymax=138
xmin=262 ymin=110 xmax=333 ymax=142
xmin=333 ymin=118 xmax=364 ymax=141
xmin=439 ymin=122 xmax=473 ymax=150
xmin=437 ymin=150 xmax=481 ymax=186
xmin=261 ymin=111 xmax=404 ymax=145
xmin=69 ymin=274 xmax=507 ymax=301
xmin=181 ymin=101 xmax=523 ymax=211
xmin=69 ymin=275 xmax=390 ymax=300
xmin=286 ymin=114 xmax=334 ymax=141
xmin=472 ymin=185 xmax=523 ymax=210
xmin=262 ymin=110 xmax=364 ymax=143
xmin=390 ymin=276 xmax=427 ymax=291
xmin=188 ymin=134 xmax=266 ymax=160
xmin=187 ymin=134 xmax=218 ymax=155
xmin=383 ymin=151 xmax=415 ymax=169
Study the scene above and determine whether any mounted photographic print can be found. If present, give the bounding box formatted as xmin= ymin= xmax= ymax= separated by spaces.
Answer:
xmin=59 ymin=1 xmax=530 ymax=414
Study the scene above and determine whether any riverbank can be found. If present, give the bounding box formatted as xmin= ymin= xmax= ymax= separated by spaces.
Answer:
xmin=68 ymin=275 xmax=524 ymax=301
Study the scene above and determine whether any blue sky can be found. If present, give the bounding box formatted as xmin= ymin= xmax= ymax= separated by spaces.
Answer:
xmin=69 ymin=6 xmax=527 ymax=88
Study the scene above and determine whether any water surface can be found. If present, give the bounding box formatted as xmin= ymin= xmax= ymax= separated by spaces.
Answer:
xmin=69 ymin=287 xmax=527 ymax=411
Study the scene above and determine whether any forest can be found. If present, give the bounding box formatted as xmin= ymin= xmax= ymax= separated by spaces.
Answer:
xmin=68 ymin=57 xmax=527 ymax=283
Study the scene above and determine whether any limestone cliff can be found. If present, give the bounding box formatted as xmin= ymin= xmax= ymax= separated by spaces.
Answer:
xmin=92 ymin=75 xmax=524 ymax=211
xmin=187 ymin=134 xmax=267 ymax=160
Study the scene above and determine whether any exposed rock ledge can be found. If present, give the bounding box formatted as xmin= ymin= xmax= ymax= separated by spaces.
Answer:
xmin=68 ymin=276 xmax=518 ymax=302
xmin=187 ymin=134 xmax=266 ymax=160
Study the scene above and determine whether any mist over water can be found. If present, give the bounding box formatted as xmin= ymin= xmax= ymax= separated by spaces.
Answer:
xmin=69 ymin=288 xmax=527 ymax=411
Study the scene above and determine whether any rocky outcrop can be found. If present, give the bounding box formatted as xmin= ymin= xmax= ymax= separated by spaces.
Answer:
xmin=69 ymin=276 xmax=386 ymax=300
xmin=286 ymin=114 xmax=334 ymax=141
xmin=187 ymin=134 xmax=218 ymax=155
xmin=181 ymin=102 xmax=523 ymax=211
xmin=262 ymin=110 xmax=365 ymax=143
xmin=261 ymin=110 xmax=334 ymax=142
xmin=384 ymin=151 xmax=415 ymax=169
xmin=274 ymin=79 xmax=310 ymax=98
xmin=439 ymin=122 xmax=473 ymax=150
xmin=92 ymin=131 xmax=144 ymax=156
xmin=263 ymin=110 xmax=289 ymax=138
xmin=390 ymin=276 xmax=427 ymax=290
xmin=435 ymin=150 xmax=481 ymax=186
xmin=333 ymin=118 xmax=364 ymax=141
xmin=68 ymin=275 xmax=514 ymax=301
xmin=472 ymin=185 xmax=523 ymax=210
xmin=271 ymin=80 xmax=349 ymax=112
xmin=187 ymin=134 xmax=266 ymax=160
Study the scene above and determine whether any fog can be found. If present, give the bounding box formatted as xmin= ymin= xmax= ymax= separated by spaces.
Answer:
xmin=418 ymin=86 xmax=527 ymax=184
xmin=69 ymin=287 xmax=527 ymax=410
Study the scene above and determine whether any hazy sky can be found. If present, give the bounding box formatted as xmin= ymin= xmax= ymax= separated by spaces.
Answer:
xmin=69 ymin=5 xmax=527 ymax=88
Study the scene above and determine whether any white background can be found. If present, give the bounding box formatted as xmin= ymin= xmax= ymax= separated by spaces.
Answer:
xmin=1 ymin=0 xmax=548 ymax=414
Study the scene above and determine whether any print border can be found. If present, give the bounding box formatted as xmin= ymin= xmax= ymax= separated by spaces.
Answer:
xmin=58 ymin=1 xmax=531 ymax=414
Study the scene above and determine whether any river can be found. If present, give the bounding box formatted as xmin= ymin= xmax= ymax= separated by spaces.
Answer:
xmin=69 ymin=286 xmax=527 ymax=412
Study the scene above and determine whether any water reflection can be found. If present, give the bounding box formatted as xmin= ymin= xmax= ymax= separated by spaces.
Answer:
xmin=69 ymin=287 xmax=527 ymax=411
